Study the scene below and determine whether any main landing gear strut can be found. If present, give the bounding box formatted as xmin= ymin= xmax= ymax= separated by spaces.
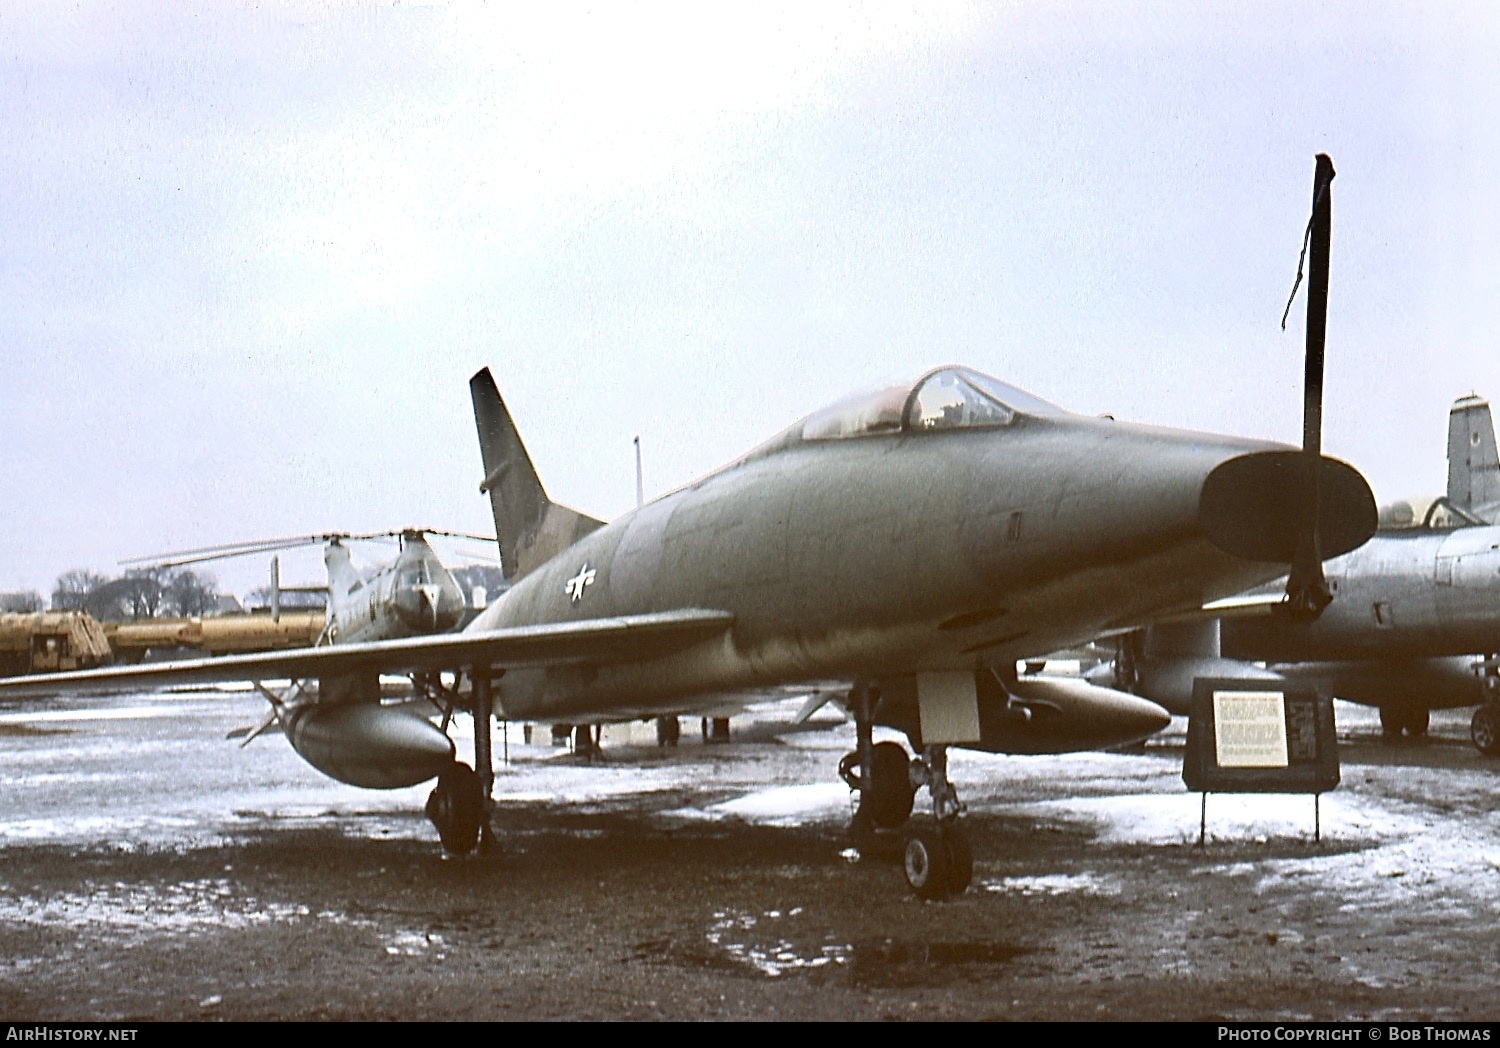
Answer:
xmin=425 ymin=668 xmax=498 ymax=855
xmin=840 ymin=683 xmax=973 ymax=900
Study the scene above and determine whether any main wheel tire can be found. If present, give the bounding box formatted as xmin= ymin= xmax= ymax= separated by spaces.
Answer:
xmin=1379 ymin=705 xmax=1403 ymax=739
xmin=656 ymin=717 xmax=680 ymax=747
xmin=1405 ymin=705 xmax=1430 ymax=737
xmin=425 ymin=761 xmax=483 ymax=855
xmin=1473 ymin=705 xmax=1500 ymax=756
xmin=942 ymin=825 xmax=973 ymax=896
xmin=904 ymin=825 xmax=953 ymax=901
xmin=865 ymin=741 xmax=916 ymax=830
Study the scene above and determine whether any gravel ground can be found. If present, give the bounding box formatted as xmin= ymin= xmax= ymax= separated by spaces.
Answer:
xmin=1 ymin=693 xmax=1498 ymax=1021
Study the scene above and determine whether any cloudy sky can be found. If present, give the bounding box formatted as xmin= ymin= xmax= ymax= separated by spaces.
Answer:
xmin=2 ymin=2 xmax=1498 ymax=599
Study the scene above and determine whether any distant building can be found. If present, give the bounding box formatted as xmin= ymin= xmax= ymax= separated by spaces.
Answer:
xmin=0 ymin=591 xmax=43 ymax=614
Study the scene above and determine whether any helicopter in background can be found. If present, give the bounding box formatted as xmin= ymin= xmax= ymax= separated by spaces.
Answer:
xmin=126 ymin=528 xmax=495 ymax=645
xmin=119 ymin=528 xmax=500 ymax=771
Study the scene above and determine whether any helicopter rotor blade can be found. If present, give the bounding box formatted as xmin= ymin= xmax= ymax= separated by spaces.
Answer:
xmin=122 ymin=528 xmax=496 ymax=570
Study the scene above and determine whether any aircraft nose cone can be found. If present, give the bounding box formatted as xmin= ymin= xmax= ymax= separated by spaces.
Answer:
xmin=1199 ymin=450 xmax=1377 ymax=563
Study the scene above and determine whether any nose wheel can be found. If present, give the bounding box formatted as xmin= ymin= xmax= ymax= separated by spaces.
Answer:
xmin=902 ymin=743 xmax=972 ymax=899
xmin=903 ymin=822 xmax=974 ymax=901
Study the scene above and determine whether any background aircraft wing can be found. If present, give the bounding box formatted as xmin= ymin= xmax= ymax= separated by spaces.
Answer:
xmin=0 ymin=608 xmax=734 ymax=698
xmin=1143 ymin=590 xmax=1286 ymax=623
xmin=1090 ymin=591 xmax=1287 ymax=634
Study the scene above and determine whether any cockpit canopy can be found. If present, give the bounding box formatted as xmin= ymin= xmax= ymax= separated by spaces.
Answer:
xmin=1376 ymin=495 xmax=1486 ymax=532
xmin=800 ymin=366 xmax=1067 ymax=441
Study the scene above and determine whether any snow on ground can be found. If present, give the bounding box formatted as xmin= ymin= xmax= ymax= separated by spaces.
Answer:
xmin=5 ymin=689 xmax=1500 ymax=931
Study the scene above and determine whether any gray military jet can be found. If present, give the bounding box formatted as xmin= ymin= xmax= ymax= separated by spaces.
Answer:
xmin=0 ymin=359 xmax=1378 ymax=893
xmin=1092 ymin=393 xmax=1500 ymax=753
xmin=0 ymin=158 xmax=1378 ymax=897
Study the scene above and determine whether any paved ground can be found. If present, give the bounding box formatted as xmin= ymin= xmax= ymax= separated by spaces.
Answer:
xmin=1 ymin=689 xmax=1497 ymax=1020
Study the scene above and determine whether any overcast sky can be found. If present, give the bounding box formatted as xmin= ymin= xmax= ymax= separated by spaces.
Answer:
xmin=3 ymin=2 xmax=1498 ymax=600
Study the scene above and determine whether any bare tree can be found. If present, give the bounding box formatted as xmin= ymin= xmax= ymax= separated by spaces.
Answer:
xmin=163 ymin=568 xmax=219 ymax=617
xmin=49 ymin=567 xmax=220 ymax=620
xmin=51 ymin=570 xmax=109 ymax=611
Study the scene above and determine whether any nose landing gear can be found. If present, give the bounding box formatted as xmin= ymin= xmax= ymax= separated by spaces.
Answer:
xmin=1473 ymin=661 xmax=1500 ymax=757
xmin=842 ymin=683 xmax=973 ymax=900
xmin=902 ymin=744 xmax=972 ymax=900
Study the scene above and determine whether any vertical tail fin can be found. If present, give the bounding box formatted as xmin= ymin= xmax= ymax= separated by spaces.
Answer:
xmin=471 ymin=368 xmax=605 ymax=580
xmin=1448 ymin=394 xmax=1500 ymax=520
xmin=323 ymin=540 xmax=360 ymax=607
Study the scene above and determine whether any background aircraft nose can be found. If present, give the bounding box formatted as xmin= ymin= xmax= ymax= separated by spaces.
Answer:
xmin=393 ymin=577 xmax=466 ymax=632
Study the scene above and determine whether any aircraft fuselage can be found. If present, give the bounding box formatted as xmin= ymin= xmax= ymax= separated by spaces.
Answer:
xmin=476 ymin=412 xmax=1313 ymax=721
xmin=1223 ymin=525 xmax=1500 ymax=663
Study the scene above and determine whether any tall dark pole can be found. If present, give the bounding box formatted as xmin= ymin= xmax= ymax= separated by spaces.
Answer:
xmin=1282 ymin=154 xmax=1336 ymax=622
xmin=1303 ymin=154 xmax=1334 ymax=466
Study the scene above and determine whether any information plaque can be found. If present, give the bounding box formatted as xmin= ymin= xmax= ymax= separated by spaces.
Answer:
xmin=1182 ymin=677 xmax=1338 ymax=794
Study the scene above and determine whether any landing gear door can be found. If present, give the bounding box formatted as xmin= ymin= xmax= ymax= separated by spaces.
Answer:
xmin=916 ymin=671 xmax=982 ymax=744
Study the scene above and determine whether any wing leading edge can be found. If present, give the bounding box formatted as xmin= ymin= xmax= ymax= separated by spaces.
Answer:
xmin=0 ymin=608 xmax=735 ymax=698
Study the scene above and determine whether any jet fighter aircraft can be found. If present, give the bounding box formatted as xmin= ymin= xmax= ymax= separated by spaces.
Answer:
xmin=0 ymin=157 xmax=1378 ymax=898
xmin=0 ymin=357 xmax=1378 ymax=893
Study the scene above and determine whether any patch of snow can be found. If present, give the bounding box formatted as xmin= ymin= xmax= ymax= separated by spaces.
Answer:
xmin=983 ymin=872 xmax=1124 ymax=897
xmin=709 ymin=784 xmax=851 ymax=825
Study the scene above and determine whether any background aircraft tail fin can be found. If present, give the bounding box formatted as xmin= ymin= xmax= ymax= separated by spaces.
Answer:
xmin=471 ymin=368 xmax=605 ymax=580
xmin=322 ymin=540 xmax=360 ymax=610
xmin=1448 ymin=394 xmax=1500 ymax=520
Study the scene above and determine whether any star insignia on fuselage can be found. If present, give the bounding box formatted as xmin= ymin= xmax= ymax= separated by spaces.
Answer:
xmin=564 ymin=564 xmax=597 ymax=603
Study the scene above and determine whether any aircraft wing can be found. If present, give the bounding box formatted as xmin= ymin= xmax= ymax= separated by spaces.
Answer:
xmin=0 ymin=608 xmax=735 ymax=698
